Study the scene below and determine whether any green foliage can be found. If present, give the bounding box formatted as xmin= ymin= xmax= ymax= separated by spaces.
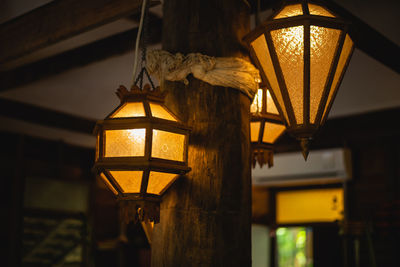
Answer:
xmin=276 ymin=227 xmax=313 ymax=267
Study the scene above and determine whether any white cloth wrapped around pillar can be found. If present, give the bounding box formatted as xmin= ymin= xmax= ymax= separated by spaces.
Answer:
xmin=146 ymin=50 xmax=260 ymax=99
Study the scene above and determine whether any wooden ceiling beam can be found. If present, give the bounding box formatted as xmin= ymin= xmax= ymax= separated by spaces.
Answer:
xmin=0 ymin=16 xmax=162 ymax=92
xmin=0 ymin=98 xmax=96 ymax=134
xmin=325 ymin=0 xmax=400 ymax=74
xmin=0 ymin=0 xmax=398 ymax=92
xmin=0 ymin=0 xmax=160 ymax=64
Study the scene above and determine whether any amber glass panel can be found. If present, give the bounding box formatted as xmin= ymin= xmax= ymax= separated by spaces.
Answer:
xmin=271 ymin=26 xmax=304 ymax=124
xmin=251 ymin=122 xmax=261 ymax=142
xmin=100 ymin=173 xmax=118 ymax=195
xmin=251 ymin=89 xmax=263 ymax=114
xmin=266 ymin=90 xmax=279 ymax=115
xmin=149 ymin=103 xmax=177 ymax=121
xmin=251 ymin=35 xmax=289 ymax=123
xmin=110 ymin=102 xmax=145 ymax=118
xmin=104 ymin=129 xmax=146 ymax=157
xmin=274 ymin=4 xmax=303 ymax=19
xmin=310 ymin=26 xmax=341 ymax=123
xmin=147 ymin=171 xmax=177 ymax=195
xmin=322 ymin=34 xmax=354 ymax=121
xmin=109 ymin=170 xmax=143 ymax=193
xmin=308 ymin=4 xmax=335 ymax=18
xmin=262 ymin=122 xmax=285 ymax=143
xmin=152 ymin=130 xmax=185 ymax=161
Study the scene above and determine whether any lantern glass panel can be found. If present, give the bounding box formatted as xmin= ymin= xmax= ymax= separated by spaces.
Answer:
xmin=274 ymin=4 xmax=303 ymax=19
xmin=262 ymin=122 xmax=286 ymax=143
xmin=104 ymin=129 xmax=146 ymax=157
xmin=250 ymin=89 xmax=263 ymax=114
xmin=251 ymin=35 xmax=289 ymax=122
xmin=308 ymin=4 xmax=335 ymax=18
xmin=271 ymin=26 xmax=304 ymax=124
xmin=322 ymin=34 xmax=354 ymax=120
xmin=310 ymin=26 xmax=341 ymax=123
xmin=100 ymin=172 xmax=118 ymax=195
xmin=110 ymin=102 xmax=146 ymax=118
xmin=109 ymin=170 xmax=143 ymax=193
xmin=149 ymin=103 xmax=177 ymax=121
xmin=251 ymin=122 xmax=261 ymax=142
xmin=266 ymin=90 xmax=279 ymax=114
xmin=147 ymin=171 xmax=178 ymax=195
xmin=152 ymin=129 xmax=185 ymax=161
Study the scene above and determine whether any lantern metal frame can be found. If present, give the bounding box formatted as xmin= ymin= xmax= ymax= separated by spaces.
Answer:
xmin=251 ymin=86 xmax=286 ymax=168
xmin=244 ymin=0 xmax=355 ymax=158
xmin=93 ymin=85 xmax=191 ymax=222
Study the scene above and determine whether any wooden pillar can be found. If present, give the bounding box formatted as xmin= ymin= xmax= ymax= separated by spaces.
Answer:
xmin=151 ymin=0 xmax=251 ymax=266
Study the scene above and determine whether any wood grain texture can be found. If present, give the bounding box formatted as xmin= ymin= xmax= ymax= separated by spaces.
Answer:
xmin=151 ymin=0 xmax=252 ymax=266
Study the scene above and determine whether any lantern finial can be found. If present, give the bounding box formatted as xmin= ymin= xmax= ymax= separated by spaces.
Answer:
xmin=300 ymin=138 xmax=311 ymax=161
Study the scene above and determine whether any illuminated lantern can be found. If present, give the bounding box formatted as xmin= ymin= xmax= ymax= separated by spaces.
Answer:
xmin=251 ymin=86 xmax=286 ymax=168
xmin=245 ymin=0 xmax=354 ymax=159
xmin=94 ymin=85 xmax=190 ymax=223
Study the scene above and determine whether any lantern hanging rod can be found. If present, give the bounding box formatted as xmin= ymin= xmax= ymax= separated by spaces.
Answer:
xmin=131 ymin=0 xmax=157 ymax=91
xmin=132 ymin=0 xmax=147 ymax=83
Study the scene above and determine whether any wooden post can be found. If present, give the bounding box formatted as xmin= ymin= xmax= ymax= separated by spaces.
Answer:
xmin=151 ymin=0 xmax=251 ymax=266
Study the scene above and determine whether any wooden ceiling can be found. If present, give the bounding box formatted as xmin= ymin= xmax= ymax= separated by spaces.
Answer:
xmin=0 ymin=0 xmax=398 ymax=149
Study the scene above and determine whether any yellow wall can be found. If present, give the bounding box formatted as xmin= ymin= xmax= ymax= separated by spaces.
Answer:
xmin=276 ymin=188 xmax=344 ymax=224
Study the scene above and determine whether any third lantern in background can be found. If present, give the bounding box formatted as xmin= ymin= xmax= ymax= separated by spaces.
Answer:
xmin=251 ymin=86 xmax=286 ymax=168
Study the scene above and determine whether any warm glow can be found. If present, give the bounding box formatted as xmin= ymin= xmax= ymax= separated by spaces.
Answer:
xmin=266 ymin=90 xmax=279 ymax=114
xmin=104 ymin=129 xmax=146 ymax=157
xmin=274 ymin=4 xmax=303 ymax=19
xmin=251 ymin=35 xmax=289 ymax=123
xmin=310 ymin=26 xmax=341 ymax=123
xmin=150 ymin=103 xmax=177 ymax=121
xmin=276 ymin=188 xmax=344 ymax=224
xmin=246 ymin=0 xmax=354 ymax=158
xmin=250 ymin=122 xmax=261 ymax=142
xmin=152 ymin=130 xmax=185 ymax=161
xmin=109 ymin=170 xmax=143 ymax=193
xmin=322 ymin=34 xmax=354 ymax=121
xmin=271 ymin=26 xmax=304 ymax=124
xmin=110 ymin=102 xmax=146 ymax=118
xmin=308 ymin=3 xmax=335 ymax=17
xmin=147 ymin=172 xmax=178 ymax=195
xmin=250 ymin=89 xmax=263 ymax=114
xmin=262 ymin=122 xmax=286 ymax=143
xmin=95 ymin=134 xmax=100 ymax=161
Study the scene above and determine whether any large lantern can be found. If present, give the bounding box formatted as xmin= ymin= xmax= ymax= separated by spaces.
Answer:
xmin=94 ymin=85 xmax=190 ymax=223
xmin=251 ymin=86 xmax=286 ymax=168
xmin=245 ymin=0 xmax=354 ymax=159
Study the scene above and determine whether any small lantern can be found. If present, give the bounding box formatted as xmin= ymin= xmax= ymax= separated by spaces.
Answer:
xmin=94 ymin=85 xmax=190 ymax=223
xmin=251 ymin=86 xmax=286 ymax=168
xmin=244 ymin=0 xmax=354 ymax=159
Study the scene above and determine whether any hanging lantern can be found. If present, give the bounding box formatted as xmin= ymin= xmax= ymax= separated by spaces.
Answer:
xmin=251 ymin=86 xmax=286 ymax=168
xmin=244 ymin=0 xmax=354 ymax=159
xmin=94 ymin=84 xmax=190 ymax=223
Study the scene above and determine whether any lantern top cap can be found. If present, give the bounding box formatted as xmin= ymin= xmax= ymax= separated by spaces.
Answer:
xmin=116 ymin=84 xmax=167 ymax=103
xmin=243 ymin=0 xmax=349 ymax=46
xmin=276 ymin=0 xmax=338 ymax=20
xmin=273 ymin=0 xmax=337 ymax=20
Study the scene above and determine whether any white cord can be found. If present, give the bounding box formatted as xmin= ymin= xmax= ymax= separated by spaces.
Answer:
xmin=132 ymin=0 xmax=148 ymax=86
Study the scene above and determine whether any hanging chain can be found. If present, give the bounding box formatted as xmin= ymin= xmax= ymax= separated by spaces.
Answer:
xmin=133 ymin=0 xmax=156 ymax=91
